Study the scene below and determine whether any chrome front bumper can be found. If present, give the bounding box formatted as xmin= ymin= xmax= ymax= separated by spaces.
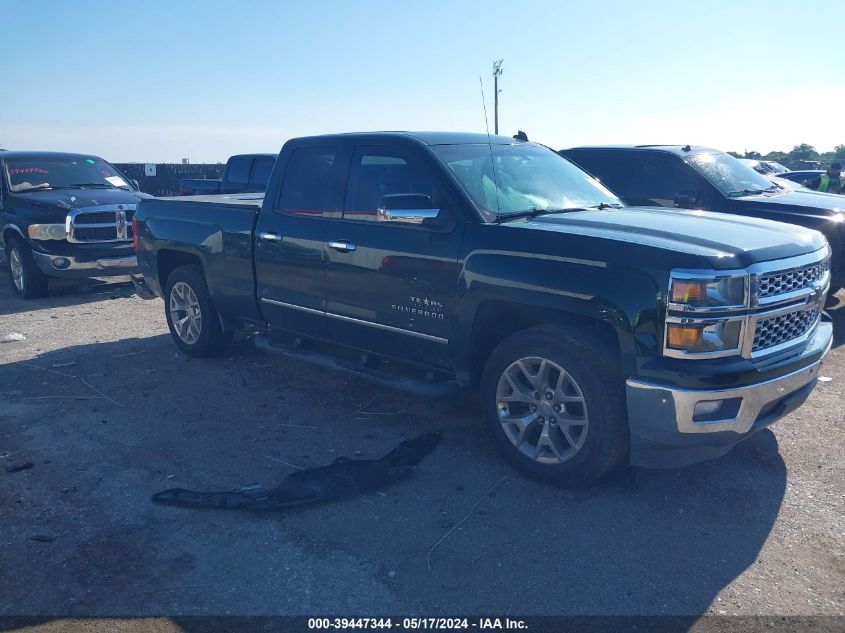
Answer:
xmin=625 ymin=321 xmax=832 ymax=468
xmin=31 ymin=250 xmax=138 ymax=278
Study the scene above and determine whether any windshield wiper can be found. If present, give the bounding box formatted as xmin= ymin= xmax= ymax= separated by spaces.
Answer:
xmin=497 ymin=207 xmax=590 ymax=223
xmin=590 ymin=202 xmax=624 ymax=209
xmin=727 ymin=188 xmax=768 ymax=197
xmin=65 ymin=183 xmax=127 ymax=189
xmin=12 ymin=184 xmax=53 ymax=193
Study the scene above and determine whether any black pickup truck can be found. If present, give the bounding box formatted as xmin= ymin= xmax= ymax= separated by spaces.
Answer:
xmin=177 ymin=153 xmax=276 ymax=196
xmin=1 ymin=151 xmax=151 ymax=298
xmin=560 ymin=145 xmax=845 ymax=291
xmin=133 ymin=132 xmax=833 ymax=485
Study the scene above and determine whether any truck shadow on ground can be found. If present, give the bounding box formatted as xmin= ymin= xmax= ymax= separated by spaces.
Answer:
xmin=0 ymin=333 xmax=793 ymax=621
xmin=0 ymin=276 xmax=136 ymax=318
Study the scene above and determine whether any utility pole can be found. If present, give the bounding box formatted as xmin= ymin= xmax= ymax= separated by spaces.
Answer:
xmin=493 ymin=59 xmax=503 ymax=135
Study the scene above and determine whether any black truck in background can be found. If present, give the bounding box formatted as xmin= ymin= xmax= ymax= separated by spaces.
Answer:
xmin=561 ymin=145 xmax=845 ymax=292
xmin=177 ymin=153 xmax=276 ymax=196
xmin=1 ymin=151 xmax=150 ymax=298
xmin=132 ymin=132 xmax=833 ymax=485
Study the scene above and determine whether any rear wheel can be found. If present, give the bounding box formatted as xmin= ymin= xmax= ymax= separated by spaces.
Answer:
xmin=5 ymin=237 xmax=49 ymax=299
xmin=480 ymin=325 xmax=628 ymax=487
xmin=164 ymin=265 xmax=233 ymax=357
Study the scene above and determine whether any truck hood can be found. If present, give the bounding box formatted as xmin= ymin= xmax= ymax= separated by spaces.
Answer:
xmin=734 ymin=189 xmax=845 ymax=219
xmin=523 ymin=207 xmax=827 ymax=269
xmin=8 ymin=188 xmax=152 ymax=218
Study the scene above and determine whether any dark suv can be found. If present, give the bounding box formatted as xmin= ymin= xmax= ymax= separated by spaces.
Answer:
xmin=561 ymin=145 xmax=845 ymax=291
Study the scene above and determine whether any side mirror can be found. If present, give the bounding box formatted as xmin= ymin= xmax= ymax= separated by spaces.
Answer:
xmin=674 ymin=191 xmax=699 ymax=208
xmin=377 ymin=193 xmax=441 ymax=225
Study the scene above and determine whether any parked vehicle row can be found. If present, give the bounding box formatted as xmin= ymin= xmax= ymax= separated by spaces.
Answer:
xmin=130 ymin=132 xmax=834 ymax=485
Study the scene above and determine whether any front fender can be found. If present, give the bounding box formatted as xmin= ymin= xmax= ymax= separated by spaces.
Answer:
xmin=452 ymin=250 xmax=662 ymax=375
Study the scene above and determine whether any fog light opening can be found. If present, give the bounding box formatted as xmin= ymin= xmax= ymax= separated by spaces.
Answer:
xmin=52 ymin=257 xmax=71 ymax=270
xmin=692 ymin=397 xmax=742 ymax=424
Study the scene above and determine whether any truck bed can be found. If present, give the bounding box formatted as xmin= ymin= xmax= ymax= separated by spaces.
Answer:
xmin=134 ymin=195 xmax=264 ymax=324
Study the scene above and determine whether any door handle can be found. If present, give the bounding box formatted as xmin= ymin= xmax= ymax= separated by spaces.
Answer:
xmin=327 ymin=240 xmax=356 ymax=252
xmin=259 ymin=231 xmax=282 ymax=241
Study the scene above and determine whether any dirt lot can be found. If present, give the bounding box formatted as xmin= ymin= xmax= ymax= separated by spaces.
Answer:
xmin=0 ymin=269 xmax=843 ymax=619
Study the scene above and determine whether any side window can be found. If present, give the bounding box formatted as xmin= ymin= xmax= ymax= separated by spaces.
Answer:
xmin=277 ymin=146 xmax=339 ymax=217
xmin=225 ymin=157 xmax=251 ymax=184
xmin=344 ymin=147 xmax=438 ymax=222
xmin=568 ymin=153 xmax=632 ymax=196
xmin=251 ymin=158 xmax=275 ymax=187
xmin=627 ymin=156 xmax=698 ymax=207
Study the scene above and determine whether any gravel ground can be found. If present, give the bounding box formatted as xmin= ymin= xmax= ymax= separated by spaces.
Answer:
xmin=0 ymin=269 xmax=843 ymax=619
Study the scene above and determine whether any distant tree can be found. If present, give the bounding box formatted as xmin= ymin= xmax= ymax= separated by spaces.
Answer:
xmin=744 ymin=151 xmax=762 ymax=159
xmin=764 ymin=151 xmax=788 ymax=163
xmin=835 ymin=144 xmax=845 ymax=159
xmin=787 ymin=143 xmax=819 ymax=162
xmin=727 ymin=151 xmax=742 ymax=158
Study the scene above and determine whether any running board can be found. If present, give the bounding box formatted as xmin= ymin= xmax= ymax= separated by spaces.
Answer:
xmin=254 ymin=335 xmax=460 ymax=399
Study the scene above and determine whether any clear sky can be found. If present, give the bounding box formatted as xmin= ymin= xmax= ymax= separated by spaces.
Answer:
xmin=0 ymin=0 xmax=841 ymax=163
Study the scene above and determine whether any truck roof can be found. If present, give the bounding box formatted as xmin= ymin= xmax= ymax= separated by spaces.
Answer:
xmin=563 ymin=144 xmax=724 ymax=156
xmin=290 ymin=131 xmax=524 ymax=146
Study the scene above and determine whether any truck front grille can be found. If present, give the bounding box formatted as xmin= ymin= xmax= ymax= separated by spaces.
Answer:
xmin=753 ymin=307 xmax=820 ymax=352
xmin=757 ymin=260 xmax=830 ymax=300
xmin=67 ymin=207 xmax=134 ymax=243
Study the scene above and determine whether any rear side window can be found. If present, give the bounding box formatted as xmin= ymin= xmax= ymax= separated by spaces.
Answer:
xmin=344 ymin=147 xmax=437 ymax=221
xmin=565 ymin=152 xmax=632 ymax=195
xmin=251 ymin=157 xmax=275 ymax=186
xmin=225 ymin=157 xmax=251 ymax=184
xmin=277 ymin=146 xmax=339 ymax=217
xmin=626 ymin=156 xmax=699 ymax=206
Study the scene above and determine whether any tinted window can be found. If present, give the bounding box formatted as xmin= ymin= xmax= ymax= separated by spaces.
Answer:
xmin=251 ymin=157 xmax=275 ymax=186
xmin=278 ymin=146 xmax=338 ymax=216
xmin=344 ymin=147 xmax=437 ymax=221
xmin=225 ymin=157 xmax=251 ymax=184
xmin=565 ymin=152 xmax=632 ymax=195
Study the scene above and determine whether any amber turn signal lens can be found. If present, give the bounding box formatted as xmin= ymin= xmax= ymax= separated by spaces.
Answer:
xmin=667 ymin=324 xmax=703 ymax=348
xmin=671 ymin=281 xmax=706 ymax=304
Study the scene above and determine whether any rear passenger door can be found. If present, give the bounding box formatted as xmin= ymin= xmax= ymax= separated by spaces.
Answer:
xmin=323 ymin=145 xmax=464 ymax=368
xmin=255 ymin=144 xmax=347 ymax=339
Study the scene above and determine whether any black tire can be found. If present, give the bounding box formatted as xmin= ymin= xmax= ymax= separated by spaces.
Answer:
xmin=480 ymin=325 xmax=629 ymax=487
xmin=164 ymin=265 xmax=233 ymax=357
xmin=5 ymin=237 xmax=49 ymax=299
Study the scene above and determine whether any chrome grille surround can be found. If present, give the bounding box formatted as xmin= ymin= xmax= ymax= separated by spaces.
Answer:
xmin=66 ymin=205 xmax=135 ymax=243
xmin=665 ymin=246 xmax=831 ymax=360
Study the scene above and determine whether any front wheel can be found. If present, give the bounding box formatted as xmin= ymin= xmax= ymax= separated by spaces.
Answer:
xmin=6 ymin=237 xmax=49 ymax=299
xmin=164 ymin=265 xmax=233 ymax=357
xmin=480 ymin=325 xmax=629 ymax=487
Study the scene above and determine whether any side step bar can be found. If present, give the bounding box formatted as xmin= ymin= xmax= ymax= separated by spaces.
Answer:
xmin=254 ymin=335 xmax=461 ymax=399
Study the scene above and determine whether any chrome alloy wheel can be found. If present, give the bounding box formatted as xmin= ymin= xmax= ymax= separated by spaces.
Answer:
xmin=9 ymin=246 xmax=24 ymax=292
xmin=169 ymin=281 xmax=202 ymax=345
xmin=495 ymin=356 xmax=589 ymax=464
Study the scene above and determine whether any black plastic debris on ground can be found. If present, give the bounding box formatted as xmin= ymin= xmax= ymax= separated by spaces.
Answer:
xmin=151 ymin=432 xmax=440 ymax=512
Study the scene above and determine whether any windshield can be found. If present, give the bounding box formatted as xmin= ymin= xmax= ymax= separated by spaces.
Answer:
xmin=432 ymin=144 xmax=622 ymax=216
xmin=4 ymin=156 xmax=130 ymax=193
xmin=687 ymin=152 xmax=776 ymax=197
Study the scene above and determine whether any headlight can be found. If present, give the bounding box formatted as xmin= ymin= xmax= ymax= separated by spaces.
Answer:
xmin=666 ymin=320 xmax=743 ymax=354
xmin=27 ymin=223 xmax=67 ymax=240
xmin=669 ymin=275 xmax=746 ymax=309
